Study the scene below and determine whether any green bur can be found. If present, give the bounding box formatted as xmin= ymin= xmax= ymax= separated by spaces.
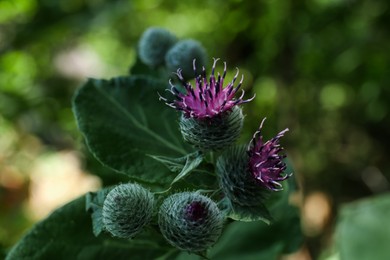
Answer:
xmin=165 ymin=39 xmax=207 ymax=79
xmin=158 ymin=192 xmax=224 ymax=253
xmin=138 ymin=27 xmax=177 ymax=67
xmin=217 ymin=145 xmax=269 ymax=207
xmin=179 ymin=106 xmax=244 ymax=151
xmin=102 ymin=183 xmax=154 ymax=239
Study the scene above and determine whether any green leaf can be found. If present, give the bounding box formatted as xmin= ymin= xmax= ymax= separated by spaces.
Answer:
xmin=6 ymin=195 xmax=170 ymax=260
xmin=72 ymin=76 xmax=191 ymax=185
xmin=172 ymin=164 xmax=218 ymax=192
xmin=147 ymin=154 xmax=189 ymax=173
xmin=129 ymin=56 xmax=169 ymax=80
xmin=83 ymin=145 xmax=129 ymax=186
xmin=219 ymin=198 xmax=272 ymax=224
xmin=85 ymin=189 xmax=111 ymax=237
xmin=335 ymin=193 xmax=390 ymax=260
xmin=149 ymin=151 xmax=203 ymax=185
xmin=212 ymin=204 xmax=301 ymax=259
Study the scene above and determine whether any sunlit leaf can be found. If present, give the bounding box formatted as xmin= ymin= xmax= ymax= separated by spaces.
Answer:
xmin=335 ymin=193 xmax=390 ymax=260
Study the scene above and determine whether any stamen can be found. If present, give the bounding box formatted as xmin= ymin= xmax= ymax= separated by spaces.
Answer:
xmin=202 ymin=66 xmax=207 ymax=82
xmin=222 ymin=62 xmax=227 ymax=79
xmin=233 ymin=74 xmax=244 ymax=93
xmin=165 ymin=103 xmax=177 ymax=109
xmin=212 ymin=58 xmax=219 ymax=76
xmin=225 ymin=84 xmax=234 ymax=97
xmin=231 ymin=68 xmax=239 ymax=84
xmin=238 ymin=89 xmax=246 ymax=100
xmin=207 ymin=89 xmax=213 ymax=99
xmin=256 ymin=173 xmax=263 ymax=182
xmin=197 ymin=76 xmax=203 ymax=92
xmin=175 ymin=69 xmax=184 ymax=81
xmin=255 ymin=161 xmax=265 ymax=168
xmin=193 ymin=59 xmax=197 ymax=78
xmin=215 ymin=75 xmax=221 ymax=95
xmin=190 ymin=87 xmax=196 ymax=99
xmin=241 ymin=93 xmax=256 ymax=103
xmin=259 ymin=117 xmax=267 ymax=130
xmin=168 ymin=79 xmax=175 ymax=88
xmin=271 ymin=181 xmax=283 ymax=188
xmin=158 ymin=92 xmax=167 ymax=101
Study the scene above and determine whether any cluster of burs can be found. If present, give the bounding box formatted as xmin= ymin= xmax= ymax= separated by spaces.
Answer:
xmin=103 ymin=183 xmax=223 ymax=253
xmin=101 ymin=27 xmax=282 ymax=254
xmin=101 ymin=28 xmax=224 ymax=254
xmin=138 ymin=27 xmax=208 ymax=79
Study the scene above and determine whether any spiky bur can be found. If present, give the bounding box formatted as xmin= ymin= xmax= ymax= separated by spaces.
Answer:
xmin=217 ymin=145 xmax=267 ymax=206
xmin=159 ymin=59 xmax=254 ymax=150
xmin=102 ymin=183 xmax=154 ymax=239
xmin=179 ymin=106 xmax=243 ymax=150
xmin=158 ymin=192 xmax=224 ymax=253
xmin=217 ymin=119 xmax=291 ymax=206
xmin=165 ymin=39 xmax=207 ymax=79
xmin=138 ymin=27 xmax=177 ymax=67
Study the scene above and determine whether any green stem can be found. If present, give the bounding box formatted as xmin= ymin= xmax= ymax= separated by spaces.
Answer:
xmin=153 ymin=187 xmax=171 ymax=195
xmin=209 ymin=151 xmax=215 ymax=164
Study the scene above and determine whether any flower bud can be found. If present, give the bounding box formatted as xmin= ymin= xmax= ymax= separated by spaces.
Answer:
xmin=217 ymin=145 xmax=267 ymax=207
xmin=102 ymin=183 xmax=154 ymax=239
xmin=158 ymin=192 xmax=224 ymax=252
xmin=138 ymin=27 xmax=177 ymax=67
xmin=179 ymin=106 xmax=244 ymax=151
xmin=165 ymin=39 xmax=207 ymax=79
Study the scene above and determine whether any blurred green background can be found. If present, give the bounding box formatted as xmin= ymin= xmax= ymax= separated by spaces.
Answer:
xmin=1 ymin=0 xmax=389 ymax=259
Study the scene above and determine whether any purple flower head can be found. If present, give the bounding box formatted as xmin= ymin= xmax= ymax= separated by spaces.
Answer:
xmin=247 ymin=118 xmax=292 ymax=191
xmin=184 ymin=201 xmax=207 ymax=222
xmin=159 ymin=58 xmax=254 ymax=119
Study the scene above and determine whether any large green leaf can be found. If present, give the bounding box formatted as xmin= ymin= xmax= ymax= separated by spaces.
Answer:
xmin=6 ymin=196 xmax=170 ymax=260
xmin=220 ymin=198 xmax=272 ymax=224
xmin=73 ymin=76 xmax=191 ymax=185
xmin=335 ymin=193 xmax=390 ymax=260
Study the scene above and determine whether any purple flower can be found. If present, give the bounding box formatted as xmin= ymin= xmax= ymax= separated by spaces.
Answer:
xmin=184 ymin=201 xmax=207 ymax=222
xmin=159 ymin=58 xmax=254 ymax=119
xmin=247 ymin=118 xmax=292 ymax=191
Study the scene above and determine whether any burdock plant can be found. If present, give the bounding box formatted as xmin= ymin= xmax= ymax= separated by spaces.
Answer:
xmin=6 ymin=27 xmax=302 ymax=260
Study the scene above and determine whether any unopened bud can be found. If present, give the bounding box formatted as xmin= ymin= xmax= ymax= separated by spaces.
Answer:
xmin=165 ymin=39 xmax=207 ymax=79
xmin=138 ymin=27 xmax=177 ymax=67
xmin=102 ymin=183 xmax=154 ymax=239
xmin=158 ymin=192 xmax=224 ymax=252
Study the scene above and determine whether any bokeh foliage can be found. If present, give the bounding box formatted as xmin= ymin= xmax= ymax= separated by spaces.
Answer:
xmin=1 ymin=0 xmax=389 ymax=258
